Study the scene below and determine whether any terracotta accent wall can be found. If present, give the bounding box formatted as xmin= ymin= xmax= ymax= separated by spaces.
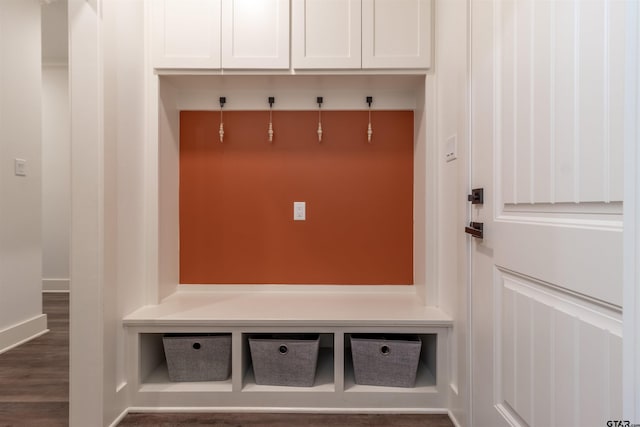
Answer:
xmin=180 ymin=110 xmax=413 ymax=284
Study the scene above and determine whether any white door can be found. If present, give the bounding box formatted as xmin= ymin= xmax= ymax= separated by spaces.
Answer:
xmin=470 ymin=0 xmax=626 ymax=426
xmin=151 ymin=0 xmax=222 ymax=69
xmin=361 ymin=0 xmax=431 ymax=69
xmin=292 ymin=0 xmax=361 ymax=69
xmin=221 ymin=0 xmax=289 ymax=69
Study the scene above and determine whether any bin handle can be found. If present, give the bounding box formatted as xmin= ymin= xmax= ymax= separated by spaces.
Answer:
xmin=192 ymin=342 xmax=201 ymax=350
xmin=380 ymin=345 xmax=390 ymax=355
xmin=279 ymin=345 xmax=288 ymax=355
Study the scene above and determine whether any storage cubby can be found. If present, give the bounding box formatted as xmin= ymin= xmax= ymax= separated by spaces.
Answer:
xmin=241 ymin=333 xmax=335 ymax=392
xmin=137 ymin=332 xmax=233 ymax=393
xmin=344 ymin=333 xmax=437 ymax=393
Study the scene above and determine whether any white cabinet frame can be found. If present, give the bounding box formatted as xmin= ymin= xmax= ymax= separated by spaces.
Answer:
xmin=151 ymin=0 xmax=222 ymax=69
xmin=292 ymin=0 xmax=362 ymax=69
xmin=222 ymin=0 xmax=290 ymax=69
xmin=362 ymin=0 xmax=432 ymax=69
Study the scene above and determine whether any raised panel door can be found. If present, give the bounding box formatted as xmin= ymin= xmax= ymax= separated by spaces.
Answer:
xmin=470 ymin=0 xmax=627 ymax=425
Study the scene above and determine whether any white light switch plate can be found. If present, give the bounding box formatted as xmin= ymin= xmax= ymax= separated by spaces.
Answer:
xmin=445 ymin=135 xmax=457 ymax=162
xmin=294 ymin=202 xmax=306 ymax=221
xmin=14 ymin=158 xmax=27 ymax=176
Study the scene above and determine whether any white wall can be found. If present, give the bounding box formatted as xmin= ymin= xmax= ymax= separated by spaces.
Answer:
xmin=0 ymin=0 xmax=47 ymax=354
xmin=69 ymin=0 xmax=147 ymax=424
xmin=105 ymin=0 xmax=147 ymax=420
xmin=41 ymin=66 xmax=70 ymax=292
xmin=434 ymin=0 xmax=470 ymax=425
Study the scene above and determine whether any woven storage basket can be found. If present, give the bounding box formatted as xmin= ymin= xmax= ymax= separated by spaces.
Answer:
xmin=350 ymin=335 xmax=421 ymax=387
xmin=162 ymin=334 xmax=231 ymax=382
xmin=249 ymin=334 xmax=320 ymax=387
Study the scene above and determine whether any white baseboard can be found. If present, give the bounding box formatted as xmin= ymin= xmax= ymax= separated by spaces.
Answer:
xmin=126 ymin=407 xmax=450 ymax=414
xmin=0 ymin=314 xmax=48 ymax=355
xmin=108 ymin=409 xmax=130 ymax=427
xmin=448 ymin=410 xmax=463 ymax=427
xmin=43 ymin=278 xmax=70 ymax=293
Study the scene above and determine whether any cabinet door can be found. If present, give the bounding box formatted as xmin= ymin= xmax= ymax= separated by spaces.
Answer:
xmin=292 ymin=0 xmax=361 ymax=69
xmin=151 ymin=0 xmax=222 ymax=69
xmin=362 ymin=0 xmax=432 ymax=69
xmin=221 ymin=0 xmax=289 ymax=69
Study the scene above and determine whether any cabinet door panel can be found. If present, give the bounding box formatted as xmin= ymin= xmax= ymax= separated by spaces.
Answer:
xmin=222 ymin=0 xmax=289 ymax=69
xmin=362 ymin=0 xmax=431 ymax=69
xmin=152 ymin=0 xmax=221 ymax=69
xmin=292 ymin=0 xmax=361 ymax=69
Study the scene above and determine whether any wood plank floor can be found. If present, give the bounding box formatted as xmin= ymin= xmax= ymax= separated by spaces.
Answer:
xmin=0 ymin=293 xmax=69 ymax=427
xmin=118 ymin=413 xmax=454 ymax=427
xmin=0 ymin=294 xmax=454 ymax=427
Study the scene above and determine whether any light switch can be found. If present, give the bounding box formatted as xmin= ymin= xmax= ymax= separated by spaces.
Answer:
xmin=14 ymin=158 xmax=26 ymax=176
xmin=445 ymin=135 xmax=457 ymax=162
xmin=294 ymin=202 xmax=306 ymax=221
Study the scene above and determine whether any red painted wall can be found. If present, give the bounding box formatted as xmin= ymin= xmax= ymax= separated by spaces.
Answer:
xmin=180 ymin=110 xmax=414 ymax=284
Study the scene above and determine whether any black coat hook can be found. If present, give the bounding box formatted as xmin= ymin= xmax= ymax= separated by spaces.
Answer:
xmin=219 ymin=97 xmax=226 ymax=108
xmin=317 ymin=97 xmax=323 ymax=108
xmin=366 ymin=96 xmax=373 ymax=107
xmin=268 ymin=96 xmax=275 ymax=108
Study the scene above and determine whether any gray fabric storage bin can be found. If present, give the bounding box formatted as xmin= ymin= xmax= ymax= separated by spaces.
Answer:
xmin=162 ymin=334 xmax=231 ymax=382
xmin=350 ymin=335 xmax=422 ymax=388
xmin=249 ymin=334 xmax=320 ymax=387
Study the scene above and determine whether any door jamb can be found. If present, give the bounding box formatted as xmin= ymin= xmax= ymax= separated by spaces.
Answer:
xmin=623 ymin=0 xmax=640 ymax=422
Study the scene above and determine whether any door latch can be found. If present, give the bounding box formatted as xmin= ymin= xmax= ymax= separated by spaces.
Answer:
xmin=467 ymin=188 xmax=484 ymax=204
xmin=465 ymin=222 xmax=484 ymax=239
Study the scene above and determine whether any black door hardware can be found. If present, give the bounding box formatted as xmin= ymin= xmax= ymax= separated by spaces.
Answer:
xmin=467 ymin=188 xmax=484 ymax=204
xmin=465 ymin=222 xmax=484 ymax=239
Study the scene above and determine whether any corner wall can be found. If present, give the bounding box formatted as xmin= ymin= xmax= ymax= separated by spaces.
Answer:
xmin=42 ymin=65 xmax=70 ymax=292
xmin=0 ymin=0 xmax=47 ymax=354
xmin=69 ymin=0 xmax=147 ymax=424
xmin=434 ymin=0 xmax=471 ymax=425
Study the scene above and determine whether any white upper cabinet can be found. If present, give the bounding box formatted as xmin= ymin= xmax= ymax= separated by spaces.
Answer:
xmin=362 ymin=0 xmax=432 ymax=69
xmin=150 ymin=0 xmax=431 ymax=70
xmin=222 ymin=0 xmax=290 ymax=69
xmin=152 ymin=0 xmax=222 ymax=69
xmin=292 ymin=0 xmax=362 ymax=69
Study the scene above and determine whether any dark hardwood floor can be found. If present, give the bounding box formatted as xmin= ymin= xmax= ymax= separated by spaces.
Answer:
xmin=0 ymin=294 xmax=454 ymax=427
xmin=0 ymin=293 xmax=69 ymax=427
xmin=118 ymin=413 xmax=454 ymax=427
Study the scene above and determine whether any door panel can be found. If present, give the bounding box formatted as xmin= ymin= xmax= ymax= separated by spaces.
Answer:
xmin=362 ymin=0 xmax=431 ymax=68
xmin=221 ymin=0 xmax=289 ymax=69
xmin=152 ymin=0 xmax=221 ymax=69
xmin=292 ymin=0 xmax=361 ymax=69
xmin=471 ymin=0 xmax=625 ymax=425
xmin=495 ymin=271 xmax=622 ymax=427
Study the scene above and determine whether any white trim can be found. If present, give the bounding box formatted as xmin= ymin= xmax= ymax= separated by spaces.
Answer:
xmin=448 ymin=409 xmax=463 ymax=427
xmin=623 ymin=0 xmax=640 ymax=422
xmin=125 ymin=407 xmax=450 ymax=415
xmin=0 ymin=314 xmax=48 ymax=355
xmin=107 ymin=408 xmax=129 ymax=427
xmin=42 ymin=278 xmax=70 ymax=293
xmin=175 ymin=284 xmax=417 ymax=295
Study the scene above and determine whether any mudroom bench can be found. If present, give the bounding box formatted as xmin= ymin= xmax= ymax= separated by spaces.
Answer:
xmin=123 ymin=287 xmax=453 ymax=412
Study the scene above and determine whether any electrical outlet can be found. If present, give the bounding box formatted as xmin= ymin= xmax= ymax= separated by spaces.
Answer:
xmin=293 ymin=202 xmax=306 ymax=221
